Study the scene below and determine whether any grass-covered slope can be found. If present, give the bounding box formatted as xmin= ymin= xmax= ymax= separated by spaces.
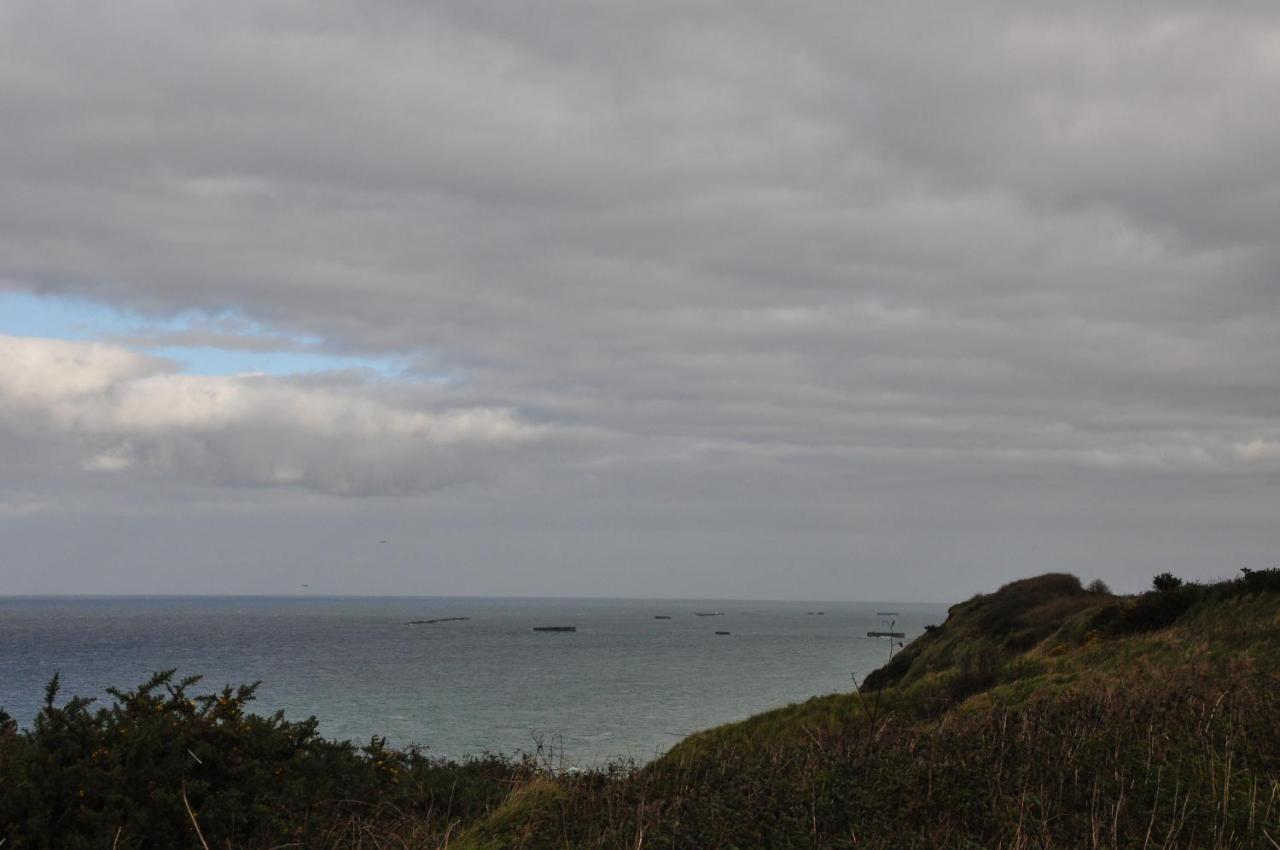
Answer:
xmin=457 ymin=569 xmax=1280 ymax=849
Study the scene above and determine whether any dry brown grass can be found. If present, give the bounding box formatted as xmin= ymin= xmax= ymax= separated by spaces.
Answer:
xmin=444 ymin=665 xmax=1280 ymax=849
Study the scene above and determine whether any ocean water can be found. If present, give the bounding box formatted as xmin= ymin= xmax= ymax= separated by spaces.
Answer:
xmin=0 ymin=596 xmax=945 ymax=765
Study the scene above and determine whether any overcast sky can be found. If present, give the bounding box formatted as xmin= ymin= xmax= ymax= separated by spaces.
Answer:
xmin=2 ymin=2 xmax=1278 ymax=600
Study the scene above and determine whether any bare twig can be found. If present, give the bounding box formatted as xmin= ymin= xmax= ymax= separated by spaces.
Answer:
xmin=181 ymin=782 xmax=211 ymax=850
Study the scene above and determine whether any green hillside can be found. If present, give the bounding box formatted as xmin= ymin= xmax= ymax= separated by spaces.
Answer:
xmin=458 ymin=569 xmax=1280 ymax=849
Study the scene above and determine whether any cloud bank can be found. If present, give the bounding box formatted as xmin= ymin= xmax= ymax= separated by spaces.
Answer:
xmin=0 ymin=334 xmax=549 ymax=495
xmin=1 ymin=2 xmax=1278 ymax=596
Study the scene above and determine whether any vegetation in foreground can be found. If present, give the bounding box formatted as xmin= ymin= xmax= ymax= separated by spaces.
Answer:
xmin=1 ymin=568 xmax=1278 ymax=848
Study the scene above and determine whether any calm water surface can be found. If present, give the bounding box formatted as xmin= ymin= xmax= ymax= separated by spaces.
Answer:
xmin=0 ymin=596 xmax=945 ymax=764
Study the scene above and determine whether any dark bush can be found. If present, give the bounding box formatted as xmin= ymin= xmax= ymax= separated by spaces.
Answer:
xmin=1104 ymin=586 xmax=1202 ymax=635
xmin=1152 ymin=572 xmax=1183 ymax=592
xmin=1003 ymin=629 xmax=1046 ymax=652
xmin=945 ymin=651 xmax=999 ymax=702
xmin=0 ymin=671 xmax=520 ymax=850
xmin=860 ymin=648 xmax=915 ymax=692
xmin=0 ymin=706 xmax=16 ymax=737
xmin=1239 ymin=566 xmax=1280 ymax=593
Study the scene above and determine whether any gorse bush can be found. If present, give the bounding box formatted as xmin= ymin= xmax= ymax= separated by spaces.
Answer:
xmin=0 ymin=671 xmax=522 ymax=849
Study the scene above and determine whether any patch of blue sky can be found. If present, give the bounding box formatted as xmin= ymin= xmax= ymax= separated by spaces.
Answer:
xmin=0 ymin=290 xmax=412 ymax=378
xmin=0 ymin=290 xmax=124 ymax=340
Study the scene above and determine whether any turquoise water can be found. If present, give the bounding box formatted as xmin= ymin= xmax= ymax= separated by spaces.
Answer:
xmin=0 ymin=596 xmax=944 ymax=765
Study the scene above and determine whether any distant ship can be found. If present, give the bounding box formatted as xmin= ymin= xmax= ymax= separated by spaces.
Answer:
xmin=694 ymin=611 xmax=723 ymax=617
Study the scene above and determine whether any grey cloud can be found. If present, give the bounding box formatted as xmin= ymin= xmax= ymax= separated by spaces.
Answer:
xmin=1 ymin=1 xmax=1278 ymax=595
xmin=106 ymin=329 xmax=314 ymax=354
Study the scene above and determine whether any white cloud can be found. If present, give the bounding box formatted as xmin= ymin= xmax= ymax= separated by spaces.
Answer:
xmin=0 ymin=333 xmax=551 ymax=494
xmin=1234 ymin=440 xmax=1280 ymax=463
xmin=83 ymin=443 xmax=136 ymax=472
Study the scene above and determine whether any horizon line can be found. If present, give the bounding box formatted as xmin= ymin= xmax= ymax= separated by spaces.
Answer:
xmin=0 ymin=591 xmax=954 ymax=605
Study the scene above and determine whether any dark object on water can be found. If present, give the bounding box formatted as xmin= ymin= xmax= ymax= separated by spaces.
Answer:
xmin=694 ymin=611 xmax=723 ymax=616
xmin=533 ymin=626 xmax=576 ymax=632
xmin=715 ymin=631 xmax=731 ymax=635
xmin=654 ymin=615 xmax=672 ymax=619
xmin=407 ymin=617 xmax=470 ymax=625
xmin=867 ymin=631 xmax=905 ymax=638
xmin=876 ymin=611 xmax=899 ymax=616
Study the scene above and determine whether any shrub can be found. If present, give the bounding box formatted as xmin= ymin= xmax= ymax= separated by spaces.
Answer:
xmin=945 ymin=650 xmax=1000 ymax=702
xmin=1085 ymin=578 xmax=1110 ymax=594
xmin=0 ymin=706 xmax=16 ymax=737
xmin=860 ymin=648 xmax=915 ymax=691
xmin=1239 ymin=566 xmax=1280 ymax=592
xmin=0 ymin=671 xmax=520 ymax=850
xmin=1152 ymin=572 xmax=1183 ymax=592
xmin=1103 ymin=586 xmax=1201 ymax=635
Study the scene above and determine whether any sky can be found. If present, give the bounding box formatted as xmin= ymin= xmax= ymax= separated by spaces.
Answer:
xmin=1 ymin=2 xmax=1278 ymax=600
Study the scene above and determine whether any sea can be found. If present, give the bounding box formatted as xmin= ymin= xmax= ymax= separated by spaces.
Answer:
xmin=0 ymin=596 xmax=945 ymax=765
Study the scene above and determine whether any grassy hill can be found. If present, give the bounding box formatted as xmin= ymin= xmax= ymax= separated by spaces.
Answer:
xmin=2 ymin=569 xmax=1277 ymax=849
xmin=456 ymin=569 xmax=1280 ymax=849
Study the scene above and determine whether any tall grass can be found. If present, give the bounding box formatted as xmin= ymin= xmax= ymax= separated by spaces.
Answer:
xmin=454 ymin=663 xmax=1279 ymax=849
